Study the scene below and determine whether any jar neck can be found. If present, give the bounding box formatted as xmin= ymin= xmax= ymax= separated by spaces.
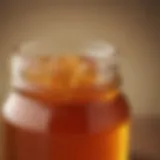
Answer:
xmin=11 ymin=55 xmax=121 ymax=105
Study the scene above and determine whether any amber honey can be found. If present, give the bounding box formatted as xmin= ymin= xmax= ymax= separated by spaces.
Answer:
xmin=3 ymin=55 xmax=130 ymax=160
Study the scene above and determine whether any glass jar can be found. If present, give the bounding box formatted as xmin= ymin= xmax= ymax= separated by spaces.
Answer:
xmin=2 ymin=40 xmax=130 ymax=160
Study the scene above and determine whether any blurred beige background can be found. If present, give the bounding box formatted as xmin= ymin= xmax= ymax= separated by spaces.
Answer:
xmin=0 ymin=0 xmax=160 ymax=159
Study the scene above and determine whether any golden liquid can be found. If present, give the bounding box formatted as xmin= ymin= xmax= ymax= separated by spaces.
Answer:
xmin=4 ymin=92 xmax=130 ymax=160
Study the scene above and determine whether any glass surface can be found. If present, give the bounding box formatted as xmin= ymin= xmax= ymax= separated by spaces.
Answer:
xmin=3 ymin=42 xmax=130 ymax=160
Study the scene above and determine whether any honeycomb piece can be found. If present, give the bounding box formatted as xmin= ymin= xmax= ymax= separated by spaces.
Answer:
xmin=70 ymin=57 xmax=96 ymax=88
xmin=51 ymin=56 xmax=81 ymax=88
xmin=21 ymin=56 xmax=55 ymax=88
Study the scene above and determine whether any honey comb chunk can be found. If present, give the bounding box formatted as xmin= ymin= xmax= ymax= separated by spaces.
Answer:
xmin=70 ymin=59 xmax=96 ymax=88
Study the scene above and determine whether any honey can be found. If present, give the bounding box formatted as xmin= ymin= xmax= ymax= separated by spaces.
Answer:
xmin=3 ymin=52 xmax=130 ymax=160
